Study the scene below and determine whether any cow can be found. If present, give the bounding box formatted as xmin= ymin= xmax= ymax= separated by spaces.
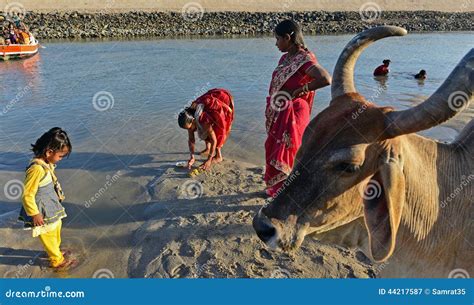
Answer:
xmin=253 ymin=26 xmax=473 ymax=278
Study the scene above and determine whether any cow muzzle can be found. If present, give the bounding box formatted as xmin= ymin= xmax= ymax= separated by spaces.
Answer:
xmin=252 ymin=208 xmax=309 ymax=252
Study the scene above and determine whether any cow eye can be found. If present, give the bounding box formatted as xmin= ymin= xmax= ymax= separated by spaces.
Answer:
xmin=335 ymin=162 xmax=360 ymax=173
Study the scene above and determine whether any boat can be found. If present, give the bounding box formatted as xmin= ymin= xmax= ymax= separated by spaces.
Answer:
xmin=0 ymin=38 xmax=39 ymax=60
xmin=1 ymin=15 xmax=39 ymax=60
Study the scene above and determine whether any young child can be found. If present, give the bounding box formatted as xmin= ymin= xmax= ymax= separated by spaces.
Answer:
xmin=18 ymin=127 xmax=76 ymax=270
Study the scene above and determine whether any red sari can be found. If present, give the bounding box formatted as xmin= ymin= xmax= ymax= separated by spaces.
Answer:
xmin=194 ymin=88 xmax=234 ymax=148
xmin=264 ymin=50 xmax=318 ymax=197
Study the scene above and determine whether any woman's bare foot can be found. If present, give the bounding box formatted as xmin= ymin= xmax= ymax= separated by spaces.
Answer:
xmin=213 ymin=156 xmax=223 ymax=163
xmin=213 ymin=149 xmax=223 ymax=163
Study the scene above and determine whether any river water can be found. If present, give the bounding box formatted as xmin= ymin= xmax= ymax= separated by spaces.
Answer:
xmin=0 ymin=32 xmax=472 ymax=185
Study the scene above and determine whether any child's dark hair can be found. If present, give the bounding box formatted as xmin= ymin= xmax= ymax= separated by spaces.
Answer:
xmin=274 ymin=20 xmax=306 ymax=49
xmin=178 ymin=107 xmax=196 ymax=129
xmin=31 ymin=127 xmax=72 ymax=157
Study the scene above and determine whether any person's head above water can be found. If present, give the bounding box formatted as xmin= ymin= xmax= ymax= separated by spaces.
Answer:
xmin=274 ymin=20 xmax=306 ymax=52
xmin=178 ymin=107 xmax=196 ymax=129
xmin=383 ymin=59 xmax=391 ymax=66
xmin=415 ymin=69 xmax=427 ymax=79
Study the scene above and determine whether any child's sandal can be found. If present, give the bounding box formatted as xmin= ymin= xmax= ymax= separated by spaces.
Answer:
xmin=41 ymin=249 xmax=72 ymax=260
xmin=53 ymin=258 xmax=78 ymax=272
xmin=61 ymin=249 xmax=73 ymax=258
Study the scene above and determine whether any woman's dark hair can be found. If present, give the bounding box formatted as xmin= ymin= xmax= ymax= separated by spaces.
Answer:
xmin=178 ymin=107 xmax=196 ymax=129
xmin=31 ymin=127 xmax=72 ymax=157
xmin=274 ymin=20 xmax=306 ymax=49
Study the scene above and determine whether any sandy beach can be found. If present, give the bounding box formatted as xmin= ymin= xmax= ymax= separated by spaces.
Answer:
xmin=0 ymin=158 xmax=376 ymax=278
xmin=4 ymin=0 xmax=474 ymax=12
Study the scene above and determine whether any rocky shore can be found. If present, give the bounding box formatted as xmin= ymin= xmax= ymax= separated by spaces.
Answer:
xmin=3 ymin=10 xmax=474 ymax=39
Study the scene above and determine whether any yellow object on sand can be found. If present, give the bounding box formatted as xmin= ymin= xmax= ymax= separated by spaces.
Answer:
xmin=189 ymin=168 xmax=204 ymax=177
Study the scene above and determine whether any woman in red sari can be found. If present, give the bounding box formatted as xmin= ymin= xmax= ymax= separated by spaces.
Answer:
xmin=178 ymin=88 xmax=234 ymax=171
xmin=265 ymin=20 xmax=332 ymax=197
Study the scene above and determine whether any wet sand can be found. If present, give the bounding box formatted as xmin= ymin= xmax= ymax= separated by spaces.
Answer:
xmin=0 ymin=159 xmax=375 ymax=278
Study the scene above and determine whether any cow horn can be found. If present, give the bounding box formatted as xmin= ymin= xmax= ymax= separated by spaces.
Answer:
xmin=385 ymin=49 xmax=474 ymax=138
xmin=331 ymin=26 xmax=407 ymax=100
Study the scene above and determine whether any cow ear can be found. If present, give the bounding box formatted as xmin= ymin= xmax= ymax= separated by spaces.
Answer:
xmin=362 ymin=161 xmax=405 ymax=262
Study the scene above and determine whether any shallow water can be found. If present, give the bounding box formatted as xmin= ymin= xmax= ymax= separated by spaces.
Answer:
xmin=0 ymin=32 xmax=473 ymax=173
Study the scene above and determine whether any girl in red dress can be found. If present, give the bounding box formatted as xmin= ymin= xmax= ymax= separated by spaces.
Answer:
xmin=178 ymin=88 xmax=234 ymax=171
xmin=265 ymin=20 xmax=332 ymax=197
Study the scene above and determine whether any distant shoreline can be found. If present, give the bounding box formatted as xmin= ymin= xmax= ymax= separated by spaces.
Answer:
xmin=4 ymin=0 xmax=473 ymax=13
xmin=6 ymin=11 xmax=474 ymax=39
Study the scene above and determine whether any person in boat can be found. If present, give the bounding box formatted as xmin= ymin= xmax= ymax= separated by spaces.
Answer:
xmin=414 ymin=69 xmax=427 ymax=80
xmin=178 ymin=88 xmax=234 ymax=171
xmin=15 ymin=28 xmax=24 ymax=44
xmin=373 ymin=59 xmax=391 ymax=76
xmin=15 ymin=28 xmax=30 ymax=44
xmin=2 ymin=26 xmax=11 ymax=45
xmin=264 ymin=20 xmax=332 ymax=197
xmin=12 ymin=14 xmax=22 ymax=28
xmin=8 ymin=23 xmax=18 ymax=44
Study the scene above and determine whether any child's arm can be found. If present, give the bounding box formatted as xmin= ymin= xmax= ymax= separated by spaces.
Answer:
xmin=22 ymin=165 xmax=45 ymax=225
